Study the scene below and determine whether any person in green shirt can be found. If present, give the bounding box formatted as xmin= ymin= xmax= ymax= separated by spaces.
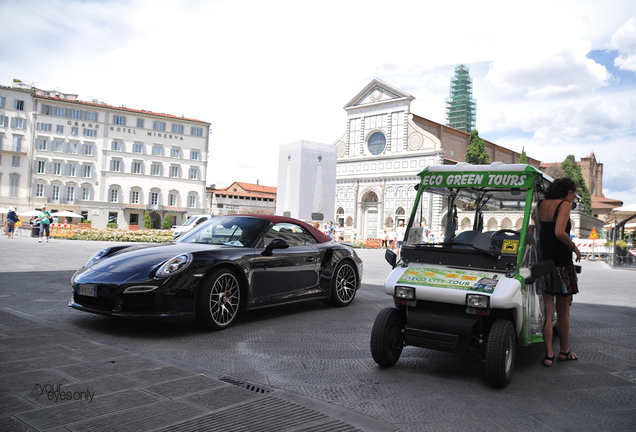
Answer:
xmin=36 ymin=205 xmax=52 ymax=243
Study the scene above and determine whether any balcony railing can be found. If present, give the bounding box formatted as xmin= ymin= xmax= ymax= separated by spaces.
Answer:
xmin=146 ymin=204 xmax=164 ymax=211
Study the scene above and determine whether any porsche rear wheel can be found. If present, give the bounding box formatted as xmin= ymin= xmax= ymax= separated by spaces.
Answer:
xmin=329 ymin=261 xmax=357 ymax=307
xmin=196 ymin=269 xmax=241 ymax=331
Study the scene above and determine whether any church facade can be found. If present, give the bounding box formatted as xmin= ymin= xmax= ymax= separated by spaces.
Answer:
xmin=332 ymin=79 xmax=541 ymax=240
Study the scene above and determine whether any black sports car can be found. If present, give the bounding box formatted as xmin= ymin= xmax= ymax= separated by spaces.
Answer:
xmin=70 ymin=215 xmax=363 ymax=330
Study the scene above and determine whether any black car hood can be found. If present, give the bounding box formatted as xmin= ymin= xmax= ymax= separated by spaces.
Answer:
xmin=87 ymin=242 xmax=234 ymax=274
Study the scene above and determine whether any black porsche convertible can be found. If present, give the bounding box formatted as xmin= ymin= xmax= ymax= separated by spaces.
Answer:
xmin=70 ymin=215 xmax=363 ymax=330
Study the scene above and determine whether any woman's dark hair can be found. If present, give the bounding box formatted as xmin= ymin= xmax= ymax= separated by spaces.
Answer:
xmin=545 ymin=177 xmax=577 ymax=200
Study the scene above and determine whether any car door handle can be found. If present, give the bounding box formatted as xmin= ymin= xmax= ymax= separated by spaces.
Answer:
xmin=305 ymin=257 xmax=316 ymax=263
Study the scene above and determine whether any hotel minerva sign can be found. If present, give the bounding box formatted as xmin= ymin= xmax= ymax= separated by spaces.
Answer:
xmin=68 ymin=121 xmax=186 ymax=140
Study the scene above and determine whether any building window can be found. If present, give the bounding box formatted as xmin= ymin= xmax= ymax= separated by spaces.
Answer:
xmin=171 ymin=147 xmax=180 ymax=158
xmin=37 ymin=122 xmax=52 ymax=132
xmin=172 ymin=124 xmax=184 ymax=134
xmin=67 ymin=186 xmax=75 ymax=202
xmin=190 ymin=150 xmax=200 ymax=160
xmin=53 ymin=141 xmax=64 ymax=152
xmin=68 ymin=164 xmax=77 ymax=177
xmin=83 ymin=144 xmax=93 ymax=155
xmin=111 ymin=140 xmax=123 ymax=151
xmin=151 ymin=163 xmax=161 ymax=176
xmin=114 ymin=115 xmax=126 ymax=125
xmin=132 ymin=161 xmax=142 ymax=174
xmin=56 ymin=124 xmax=64 ymax=134
xmin=189 ymin=167 xmax=199 ymax=180
xmin=191 ymin=127 xmax=202 ymax=137
xmin=53 ymin=162 xmax=62 ymax=175
xmin=136 ymin=118 xmax=145 ymax=128
xmin=169 ymin=165 xmax=179 ymax=178
xmin=83 ymin=128 xmax=96 ymax=137
xmin=71 ymin=127 xmax=78 ymax=136
xmin=0 ymin=96 xmax=5 ymax=108
xmin=12 ymin=156 xmax=20 ymax=167
xmin=133 ymin=143 xmax=143 ymax=154
xmin=109 ymin=189 xmax=119 ymax=203
xmin=85 ymin=111 xmax=97 ymax=121
xmin=35 ymin=138 xmax=48 ymax=150
xmin=188 ymin=195 xmax=197 ymax=208
xmin=68 ymin=142 xmax=79 ymax=154
xmin=0 ymin=115 xmax=7 ymax=127
xmin=150 ymin=192 xmax=159 ymax=205
xmin=153 ymin=121 xmax=166 ymax=131
xmin=110 ymin=159 xmax=122 ymax=172
xmin=367 ymin=132 xmax=386 ymax=155
xmin=131 ymin=190 xmax=140 ymax=204
xmin=51 ymin=184 xmax=60 ymax=201
xmin=10 ymin=177 xmax=19 ymax=197
xmin=82 ymin=164 xmax=92 ymax=178
xmin=82 ymin=187 xmax=90 ymax=200
xmin=152 ymin=145 xmax=162 ymax=156
xmin=11 ymin=118 xmax=27 ymax=129
xmin=36 ymin=183 xmax=45 ymax=197
xmin=12 ymin=136 xmax=22 ymax=152
xmin=72 ymin=109 xmax=81 ymax=119
xmin=56 ymin=107 xmax=67 ymax=117
xmin=168 ymin=193 xmax=177 ymax=206
xmin=37 ymin=160 xmax=46 ymax=174
xmin=14 ymin=100 xmax=24 ymax=110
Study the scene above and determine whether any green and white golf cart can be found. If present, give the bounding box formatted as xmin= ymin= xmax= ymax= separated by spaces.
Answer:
xmin=371 ymin=162 xmax=559 ymax=388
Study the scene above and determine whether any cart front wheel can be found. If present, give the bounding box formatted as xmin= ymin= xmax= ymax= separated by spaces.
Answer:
xmin=485 ymin=319 xmax=516 ymax=388
xmin=370 ymin=307 xmax=405 ymax=367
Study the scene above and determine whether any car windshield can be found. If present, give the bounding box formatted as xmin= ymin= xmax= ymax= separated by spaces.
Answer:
xmin=182 ymin=216 xmax=201 ymax=227
xmin=176 ymin=216 xmax=269 ymax=246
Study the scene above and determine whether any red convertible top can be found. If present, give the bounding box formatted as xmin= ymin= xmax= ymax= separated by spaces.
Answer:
xmin=234 ymin=214 xmax=332 ymax=243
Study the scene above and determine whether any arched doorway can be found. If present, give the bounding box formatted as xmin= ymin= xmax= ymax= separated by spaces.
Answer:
xmin=362 ymin=191 xmax=379 ymax=239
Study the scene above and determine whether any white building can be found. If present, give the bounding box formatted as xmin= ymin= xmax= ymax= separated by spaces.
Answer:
xmin=207 ymin=182 xmax=277 ymax=216
xmin=0 ymin=82 xmax=210 ymax=228
xmin=332 ymin=79 xmax=542 ymax=240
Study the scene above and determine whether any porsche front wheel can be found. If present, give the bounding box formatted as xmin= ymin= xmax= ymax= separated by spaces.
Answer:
xmin=196 ymin=269 xmax=242 ymax=331
xmin=329 ymin=261 xmax=358 ymax=307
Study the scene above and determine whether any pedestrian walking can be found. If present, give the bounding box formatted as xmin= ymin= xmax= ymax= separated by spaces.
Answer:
xmin=36 ymin=205 xmax=52 ymax=243
xmin=6 ymin=207 xmax=20 ymax=239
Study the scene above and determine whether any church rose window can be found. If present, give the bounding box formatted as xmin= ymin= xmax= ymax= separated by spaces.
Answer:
xmin=368 ymin=132 xmax=386 ymax=155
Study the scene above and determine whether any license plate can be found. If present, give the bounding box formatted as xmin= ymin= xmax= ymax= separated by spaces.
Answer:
xmin=78 ymin=284 xmax=97 ymax=297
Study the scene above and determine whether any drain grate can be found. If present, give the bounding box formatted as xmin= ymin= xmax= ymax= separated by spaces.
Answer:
xmin=219 ymin=376 xmax=272 ymax=394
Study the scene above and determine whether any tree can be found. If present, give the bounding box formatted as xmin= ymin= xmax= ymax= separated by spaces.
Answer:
xmin=466 ymin=130 xmax=490 ymax=164
xmin=162 ymin=215 xmax=172 ymax=229
xmin=144 ymin=211 xmax=152 ymax=229
xmin=561 ymin=155 xmax=592 ymax=215
xmin=208 ymin=183 xmax=216 ymax=189
xmin=519 ymin=147 xmax=528 ymax=164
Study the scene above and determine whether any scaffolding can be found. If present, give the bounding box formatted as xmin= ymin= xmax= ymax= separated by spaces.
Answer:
xmin=445 ymin=64 xmax=476 ymax=133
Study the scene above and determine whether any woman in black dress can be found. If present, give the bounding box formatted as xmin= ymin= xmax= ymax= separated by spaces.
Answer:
xmin=538 ymin=177 xmax=581 ymax=367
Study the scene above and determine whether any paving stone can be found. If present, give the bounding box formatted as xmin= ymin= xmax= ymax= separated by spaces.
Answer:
xmin=53 ymin=355 xmax=164 ymax=380
xmin=182 ymin=384 xmax=262 ymax=410
xmin=532 ymin=408 xmax=636 ymax=432
xmin=488 ymin=416 xmax=554 ymax=432
xmin=124 ymin=365 xmax=194 ymax=383
xmin=143 ymin=375 xmax=225 ymax=398
xmin=586 ymin=386 xmax=636 ymax=408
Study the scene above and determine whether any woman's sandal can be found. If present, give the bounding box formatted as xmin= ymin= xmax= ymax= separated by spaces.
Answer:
xmin=558 ymin=350 xmax=578 ymax=361
xmin=541 ymin=355 xmax=555 ymax=367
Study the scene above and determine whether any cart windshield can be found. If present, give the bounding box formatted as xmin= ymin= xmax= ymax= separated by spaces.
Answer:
xmin=402 ymin=163 xmax=550 ymax=272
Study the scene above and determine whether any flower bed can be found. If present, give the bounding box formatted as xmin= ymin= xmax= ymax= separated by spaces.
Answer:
xmin=66 ymin=228 xmax=173 ymax=243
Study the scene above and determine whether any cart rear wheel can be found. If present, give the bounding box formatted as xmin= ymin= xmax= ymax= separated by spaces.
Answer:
xmin=485 ymin=319 xmax=516 ymax=388
xmin=370 ymin=307 xmax=405 ymax=367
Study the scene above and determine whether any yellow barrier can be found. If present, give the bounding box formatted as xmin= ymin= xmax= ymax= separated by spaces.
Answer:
xmin=50 ymin=224 xmax=76 ymax=238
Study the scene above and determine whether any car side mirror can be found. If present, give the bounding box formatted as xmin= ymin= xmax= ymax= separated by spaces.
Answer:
xmin=262 ymin=238 xmax=289 ymax=256
xmin=385 ymin=249 xmax=397 ymax=268
xmin=525 ymin=260 xmax=556 ymax=284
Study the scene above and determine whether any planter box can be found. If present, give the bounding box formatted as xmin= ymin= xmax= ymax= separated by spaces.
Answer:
xmin=78 ymin=223 xmax=92 ymax=231
xmin=129 ymin=225 xmax=140 ymax=231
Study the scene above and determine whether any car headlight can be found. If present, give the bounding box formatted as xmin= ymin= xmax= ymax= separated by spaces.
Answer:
xmin=466 ymin=294 xmax=490 ymax=309
xmin=86 ymin=249 xmax=109 ymax=267
xmin=156 ymin=253 xmax=192 ymax=277
xmin=395 ymin=286 xmax=415 ymax=300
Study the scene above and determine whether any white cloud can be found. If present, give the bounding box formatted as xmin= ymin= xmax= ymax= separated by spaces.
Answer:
xmin=611 ymin=17 xmax=636 ymax=72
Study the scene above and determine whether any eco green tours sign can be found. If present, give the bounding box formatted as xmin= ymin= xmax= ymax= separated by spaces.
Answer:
xmin=421 ymin=171 xmax=534 ymax=189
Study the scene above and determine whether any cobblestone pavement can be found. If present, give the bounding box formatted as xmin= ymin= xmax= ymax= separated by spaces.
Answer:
xmin=1 ymin=236 xmax=636 ymax=431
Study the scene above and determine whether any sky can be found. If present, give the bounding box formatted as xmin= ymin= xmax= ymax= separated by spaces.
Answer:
xmin=2 ymin=0 xmax=636 ymax=206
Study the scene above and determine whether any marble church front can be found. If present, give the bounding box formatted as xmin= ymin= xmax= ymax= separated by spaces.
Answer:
xmin=332 ymin=79 xmax=540 ymax=240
